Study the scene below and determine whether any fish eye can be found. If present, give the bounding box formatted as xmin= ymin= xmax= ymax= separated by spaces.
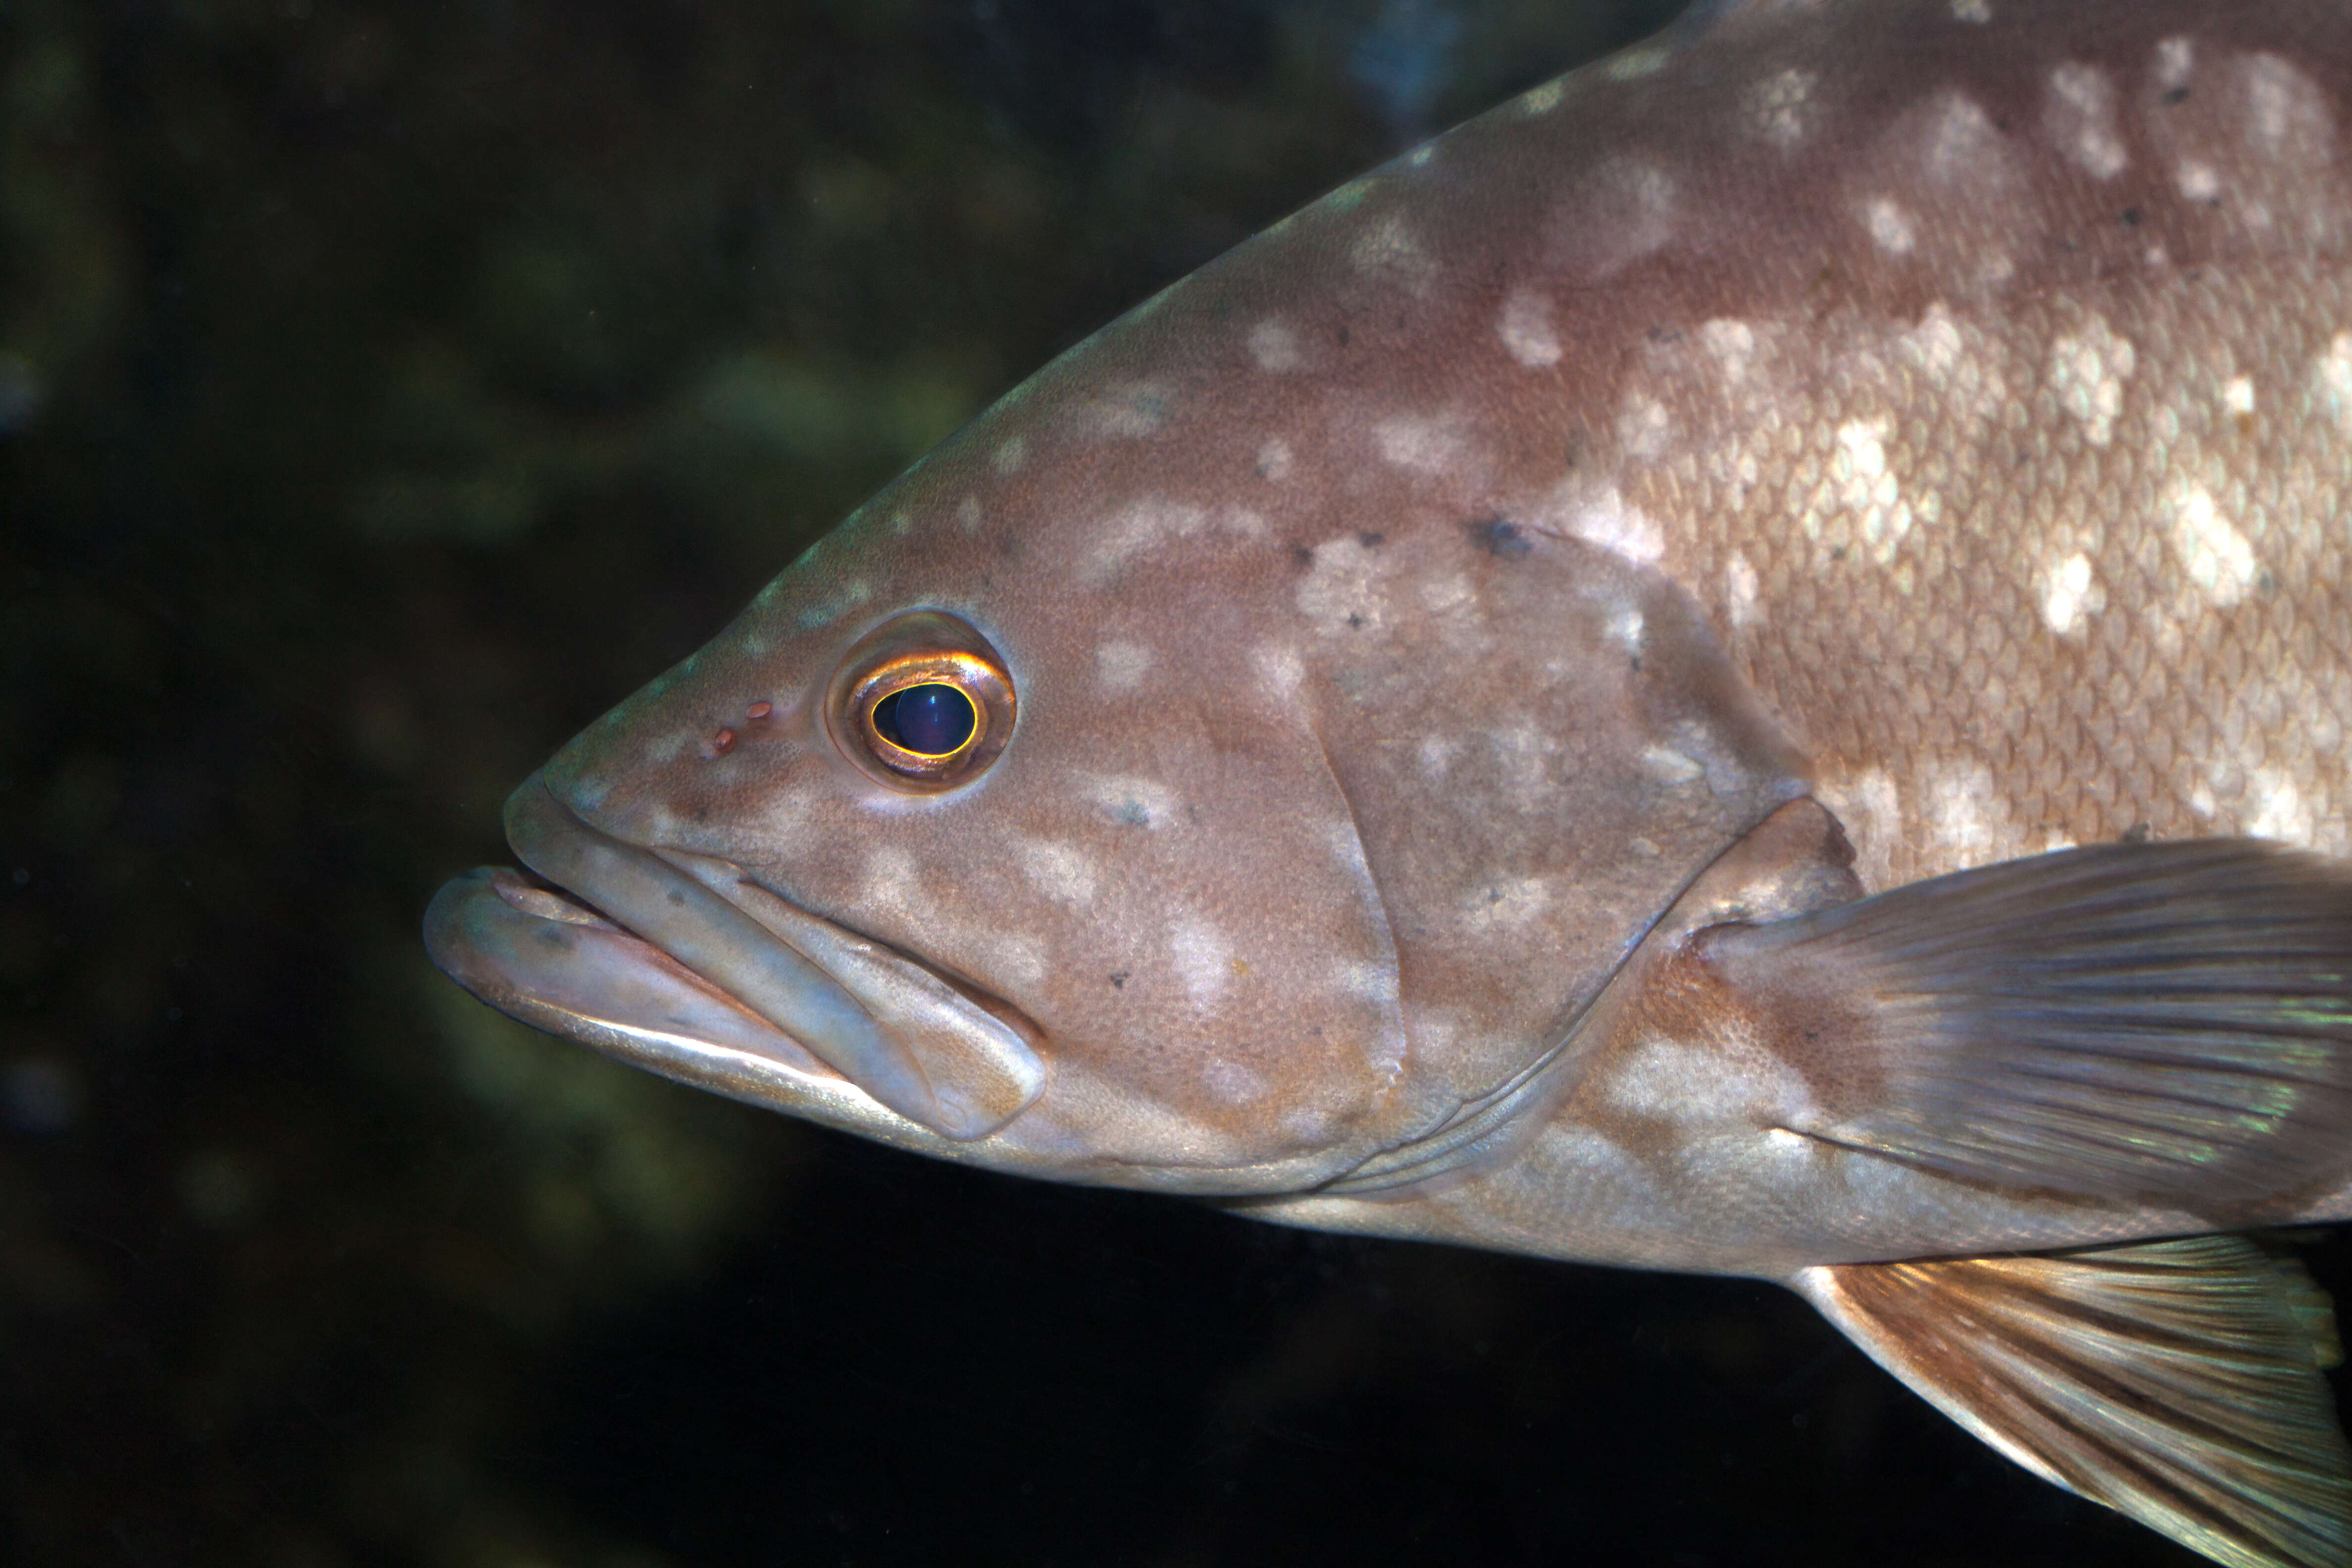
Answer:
xmin=872 ymin=684 xmax=977 ymax=756
xmin=827 ymin=613 xmax=1016 ymax=791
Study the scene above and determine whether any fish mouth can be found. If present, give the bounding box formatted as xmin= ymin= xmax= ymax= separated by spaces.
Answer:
xmin=423 ymin=775 xmax=1046 ymax=1142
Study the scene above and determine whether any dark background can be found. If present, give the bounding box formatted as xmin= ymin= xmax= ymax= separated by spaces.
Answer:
xmin=1 ymin=1 xmax=2329 ymax=1564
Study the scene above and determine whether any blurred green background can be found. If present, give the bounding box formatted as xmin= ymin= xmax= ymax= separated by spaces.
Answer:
xmin=0 ymin=2 xmax=2309 ymax=1564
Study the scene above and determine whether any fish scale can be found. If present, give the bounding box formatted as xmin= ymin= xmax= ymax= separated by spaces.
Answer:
xmin=1676 ymin=266 xmax=2352 ymax=882
xmin=429 ymin=3 xmax=2352 ymax=1563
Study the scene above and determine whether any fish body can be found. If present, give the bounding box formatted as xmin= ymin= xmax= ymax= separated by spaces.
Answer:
xmin=430 ymin=2 xmax=2352 ymax=1562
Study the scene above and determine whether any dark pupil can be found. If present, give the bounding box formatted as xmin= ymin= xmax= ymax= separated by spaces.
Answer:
xmin=874 ymin=684 xmax=976 ymax=756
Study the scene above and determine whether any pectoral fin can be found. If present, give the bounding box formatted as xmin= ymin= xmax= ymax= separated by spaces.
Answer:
xmin=1795 ymin=1236 xmax=2352 ymax=1568
xmin=1695 ymin=838 xmax=2352 ymax=1209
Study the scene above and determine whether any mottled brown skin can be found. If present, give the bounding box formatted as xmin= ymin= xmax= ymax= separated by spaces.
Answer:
xmin=437 ymin=0 xmax=2352 ymax=1248
xmin=428 ymin=5 xmax=2352 ymax=1563
xmin=1247 ymin=0 xmax=2352 ymax=1266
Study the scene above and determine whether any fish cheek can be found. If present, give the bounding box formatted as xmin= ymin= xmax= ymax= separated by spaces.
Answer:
xmin=967 ymin=749 xmax=1414 ymax=1182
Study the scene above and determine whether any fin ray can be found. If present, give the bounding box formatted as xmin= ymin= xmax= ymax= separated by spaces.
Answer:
xmin=1796 ymin=1236 xmax=2352 ymax=1568
xmin=1702 ymin=838 xmax=2352 ymax=1206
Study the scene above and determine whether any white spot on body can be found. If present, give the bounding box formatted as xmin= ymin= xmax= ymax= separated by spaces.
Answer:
xmin=955 ymin=497 xmax=983 ymax=532
xmin=992 ymin=435 xmax=1027 ymax=474
xmin=1539 ymin=482 xmax=1664 ymax=564
xmin=1257 ymin=437 xmax=1294 ymax=482
xmin=2040 ymin=551 xmax=2102 ymax=636
xmin=1951 ymin=0 xmax=1990 ymax=22
xmin=2241 ymin=54 xmax=2335 ymax=169
xmin=1171 ymin=916 xmax=1233 ymax=1008
xmin=1417 ymin=734 xmax=1457 ymax=779
xmin=2168 ymin=487 xmax=2260 ymax=606
xmin=2048 ymin=315 xmax=2136 ymax=446
xmin=2315 ymin=334 xmax=2352 ymax=438
xmin=982 ymin=933 xmax=1047 ymax=989
xmin=1745 ymin=66 xmax=1818 ymax=148
xmin=861 ymin=847 xmax=932 ymax=917
xmin=1350 ymin=215 xmax=1439 ymax=294
xmin=2178 ymin=159 xmax=2222 ymax=202
xmin=1520 ymin=80 xmax=1565 ymax=117
xmin=1700 ymin=319 xmax=1757 ymax=381
xmin=1078 ymin=496 xmax=1209 ymax=586
xmin=1201 ymin=1058 xmax=1268 ymax=1105
xmin=1017 ymin=839 xmax=1098 ymax=905
xmin=1726 ymin=551 xmax=1762 ymax=629
xmin=1077 ymin=381 xmax=1173 ymax=440
xmin=1249 ymin=319 xmax=1303 ymax=372
xmin=1922 ymin=93 xmax=2002 ymax=184
xmin=1295 ymin=537 xmax=1394 ymax=636
xmin=1095 ymin=640 xmax=1154 ymax=692
xmin=1863 ymin=197 xmax=1916 ymax=254
xmin=2249 ymin=767 xmax=2319 ymax=848
xmin=1617 ymin=394 xmax=1673 ymax=460
xmin=2223 ymin=375 xmax=2256 ymax=416
xmin=1374 ymin=415 xmax=1466 ymax=475
xmin=1499 ymin=290 xmax=1562 ymax=367
xmin=1556 ymin=158 xmax=1679 ymax=283
xmin=1218 ymin=507 xmax=1270 ymax=542
xmin=793 ymin=577 xmax=875 ymax=631
xmin=1831 ymin=418 xmax=1915 ymax=564
xmin=1253 ymin=642 xmax=1306 ymax=699
xmin=1490 ymin=725 xmax=1561 ymax=814
xmin=1419 ymin=572 xmax=1476 ymax=620
xmin=2156 ymin=37 xmax=2194 ymax=94
xmin=1464 ymin=876 xmax=1552 ymax=934
xmin=1641 ymin=746 xmax=1704 ymax=786
xmin=2046 ymin=63 xmax=2128 ymax=179
xmin=1928 ymin=763 xmax=2006 ymax=866
xmin=1608 ymin=1040 xmax=1809 ymax=1125
xmin=1606 ymin=46 xmax=1667 ymax=82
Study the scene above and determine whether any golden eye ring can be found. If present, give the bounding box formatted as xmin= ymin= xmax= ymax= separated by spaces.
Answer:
xmin=826 ymin=614 xmax=1017 ymax=792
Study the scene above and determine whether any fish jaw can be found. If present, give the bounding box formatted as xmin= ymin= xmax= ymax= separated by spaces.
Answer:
xmin=426 ymin=772 xmax=1044 ymax=1146
xmin=494 ymin=771 xmax=1051 ymax=1141
xmin=424 ymin=864 xmax=957 ymax=1151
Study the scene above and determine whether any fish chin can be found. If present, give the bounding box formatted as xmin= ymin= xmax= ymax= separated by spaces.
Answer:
xmin=423 ymin=775 xmax=1047 ymax=1145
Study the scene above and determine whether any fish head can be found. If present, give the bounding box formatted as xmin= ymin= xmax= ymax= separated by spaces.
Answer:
xmin=429 ymin=154 xmax=1808 ymax=1197
xmin=433 ymin=429 xmax=1410 ymax=1191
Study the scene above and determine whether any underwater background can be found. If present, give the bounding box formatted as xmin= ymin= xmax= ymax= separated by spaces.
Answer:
xmin=3 ymin=1 xmax=2336 ymax=1564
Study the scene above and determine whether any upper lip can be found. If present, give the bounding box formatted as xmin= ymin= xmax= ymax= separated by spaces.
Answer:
xmin=458 ymin=775 xmax=1045 ymax=1140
